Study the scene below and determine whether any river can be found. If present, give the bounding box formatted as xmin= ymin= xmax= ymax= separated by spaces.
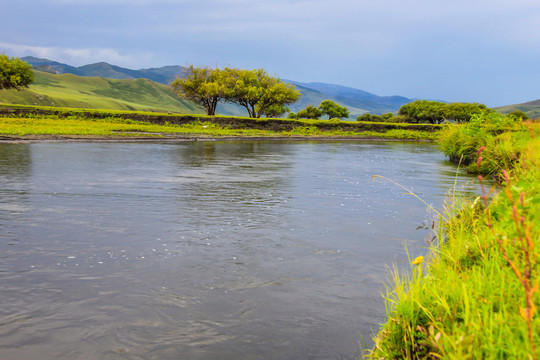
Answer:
xmin=0 ymin=140 xmax=480 ymax=359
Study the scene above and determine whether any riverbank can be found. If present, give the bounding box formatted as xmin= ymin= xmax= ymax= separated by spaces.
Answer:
xmin=369 ymin=114 xmax=539 ymax=359
xmin=0 ymin=104 xmax=441 ymax=141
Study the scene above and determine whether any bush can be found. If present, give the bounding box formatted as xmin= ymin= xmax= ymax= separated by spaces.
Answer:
xmin=439 ymin=112 xmax=535 ymax=175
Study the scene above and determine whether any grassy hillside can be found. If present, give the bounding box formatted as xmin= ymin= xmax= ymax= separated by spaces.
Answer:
xmin=495 ymin=99 xmax=540 ymax=119
xmin=0 ymin=71 xmax=204 ymax=114
xmin=21 ymin=57 xmax=411 ymax=116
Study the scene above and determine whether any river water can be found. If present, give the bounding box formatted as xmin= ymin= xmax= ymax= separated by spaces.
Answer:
xmin=0 ymin=140 xmax=480 ymax=360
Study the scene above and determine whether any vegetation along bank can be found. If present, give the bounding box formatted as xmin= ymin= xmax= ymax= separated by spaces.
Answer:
xmin=0 ymin=104 xmax=441 ymax=141
xmin=369 ymin=112 xmax=539 ymax=359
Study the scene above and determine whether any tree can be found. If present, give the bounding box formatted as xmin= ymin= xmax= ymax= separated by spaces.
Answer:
xmin=226 ymin=68 xmax=301 ymax=118
xmin=171 ymin=66 xmax=231 ymax=115
xmin=260 ymin=104 xmax=289 ymax=118
xmin=399 ymin=100 xmax=491 ymax=124
xmin=0 ymin=55 xmax=34 ymax=90
xmin=444 ymin=102 xmax=490 ymax=122
xmin=296 ymin=105 xmax=322 ymax=119
xmin=318 ymin=100 xmax=349 ymax=119
xmin=508 ymin=110 xmax=528 ymax=120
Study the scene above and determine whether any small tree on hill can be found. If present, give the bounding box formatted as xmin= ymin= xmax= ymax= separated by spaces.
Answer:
xmin=0 ymin=55 xmax=34 ymax=90
xmin=318 ymin=100 xmax=349 ymax=119
xmin=296 ymin=105 xmax=322 ymax=119
xmin=508 ymin=110 xmax=528 ymax=120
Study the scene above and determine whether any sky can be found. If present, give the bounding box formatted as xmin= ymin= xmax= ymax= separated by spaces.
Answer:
xmin=1 ymin=0 xmax=539 ymax=107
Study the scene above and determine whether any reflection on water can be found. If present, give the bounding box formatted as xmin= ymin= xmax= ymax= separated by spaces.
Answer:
xmin=0 ymin=141 xmax=481 ymax=359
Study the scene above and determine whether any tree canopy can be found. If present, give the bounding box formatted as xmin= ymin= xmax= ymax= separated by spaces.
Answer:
xmin=171 ymin=66 xmax=231 ymax=115
xmin=296 ymin=105 xmax=323 ymax=119
xmin=225 ymin=68 xmax=300 ymax=118
xmin=318 ymin=100 xmax=349 ymax=119
xmin=398 ymin=100 xmax=490 ymax=124
xmin=0 ymin=55 xmax=34 ymax=91
xmin=171 ymin=66 xmax=300 ymax=118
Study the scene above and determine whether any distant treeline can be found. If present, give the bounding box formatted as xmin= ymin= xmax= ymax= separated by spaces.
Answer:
xmin=357 ymin=100 xmax=529 ymax=124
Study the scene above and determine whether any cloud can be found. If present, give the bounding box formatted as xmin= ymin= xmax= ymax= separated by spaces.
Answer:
xmin=0 ymin=42 xmax=155 ymax=68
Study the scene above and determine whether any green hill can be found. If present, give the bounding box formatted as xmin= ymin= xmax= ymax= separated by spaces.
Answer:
xmin=21 ymin=57 xmax=414 ymax=116
xmin=0 ymin=71 xmax=203 ymax=114
xmin=495 ymin=99 xmax=540 ymax=119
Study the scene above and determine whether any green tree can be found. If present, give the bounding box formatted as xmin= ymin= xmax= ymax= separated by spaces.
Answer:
xmin=508 ymin=110 xmax=528 ymax=120
xmin=260 ymin=104 xmax=289 ymax=118
xmin=226 ymin=68 xmax=300 ymax=118
xmin=318 ymin=100 xmax=349 ymax=119
xmin=0 ymin=55 xmax=34 ymax=90
xmin=399 ymin=100 xmax=491 ymax=124
xmin=296 ymin=105 xmax=323 ymax=119
xmin=287 ymin=112 xmax=297 ymax=119
xmin=171 ymin=66 xmax=231 ymax=115
xmin=398 ymin=100 xmax=447 ymax=124
xmin=444 ymin=102 xmax=489 ymax=122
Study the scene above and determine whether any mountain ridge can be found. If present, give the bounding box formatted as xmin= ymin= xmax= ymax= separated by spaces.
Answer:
xmin=21 ymin=57 xmax=412 ymax=116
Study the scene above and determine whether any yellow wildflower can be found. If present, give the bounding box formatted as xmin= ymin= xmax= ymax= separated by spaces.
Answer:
xmin=412 ymin=256 xmax=424 ymax=265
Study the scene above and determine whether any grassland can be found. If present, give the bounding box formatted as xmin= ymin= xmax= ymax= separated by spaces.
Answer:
xmin=495 ymin=98 xmax=540 ymax=120
xmin=368 ymin=114 xmax=539 ymax=359
xmin=0 ymin=70 xmax=203 ymax=114
xmin=0 ymin=104 xmax=441 ymax=140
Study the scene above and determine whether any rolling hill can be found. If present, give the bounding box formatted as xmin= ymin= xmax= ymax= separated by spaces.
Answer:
xmin=20 ymin=57 xmax=414 ymax=117
xmin=495 ymin=99 xmax=540 ymax=119
xmin=0 ymin=70 xmax=203 ymax=114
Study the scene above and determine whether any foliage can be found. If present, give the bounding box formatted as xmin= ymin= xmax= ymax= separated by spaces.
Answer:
xmin=0 ymin=105 xmax=442 ymax=140
xmin=296 ymin=105 xmax=323 ymax=119
xmin=171 ymin=66 xmax=300 ymax=118
xmin=438 ymin=112 xmax=536 ymax=174
xmin=357 ymin=112 xmax=400 ymax=122
xmin=369 ymin=121 xmax=540 ymax=360
xmin=171 ymin=66 xmax=230 ymax=115
xmin=0 ymin=55 xmax=34 ymax=91
xmin=260 ymin=103 xmax=289 ymax=118
xmin=399 ymin=100 xmax=490 ymax=124
xmin=508 ymin=110 xmax=529 ymax=120
xmin=224 ymin=68 xmax=301 ymax=118
xmin=318 ymin=99 xmax=349 ymax=119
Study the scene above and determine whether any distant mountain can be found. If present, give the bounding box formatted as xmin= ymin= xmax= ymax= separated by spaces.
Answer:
xmin=20 ymin=57 xmax=415 ymax=117
xmin=22 ymin=56 xmax=189 ymax=86
xmin=288 ymin=81 xmax=412 ymax=115
xmin=495 ymin=99 xmax=540 ymax=119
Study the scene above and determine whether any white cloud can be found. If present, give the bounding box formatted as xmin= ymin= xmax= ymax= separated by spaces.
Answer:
xmin=0 ymin=43 xmax=155 ymax=67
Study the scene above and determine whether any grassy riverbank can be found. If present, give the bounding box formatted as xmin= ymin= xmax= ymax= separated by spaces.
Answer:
xmin=0 ymin=104 xmax=441 ymax=140
xmin=369 ymin=114 xmax=539 ymax=359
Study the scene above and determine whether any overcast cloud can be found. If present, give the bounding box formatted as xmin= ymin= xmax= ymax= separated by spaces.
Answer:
xmin=2 ymin=0 xmax=539 ymax=106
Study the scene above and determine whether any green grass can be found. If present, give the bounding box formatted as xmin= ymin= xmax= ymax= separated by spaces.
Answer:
xmin=439 ymin=112 xmax=539 ymax=174
xmin=0 ymin=106 xmax=441 ymax=140
xmin=0 ymin=70 xmax=203 ymax=114
xmin=368 ymin=116 xmax=539 ymax=359
xmin=0 ymin=115 xmax=440 ymax=140
xmin=0 ymin=116 xmax=283 ymax=138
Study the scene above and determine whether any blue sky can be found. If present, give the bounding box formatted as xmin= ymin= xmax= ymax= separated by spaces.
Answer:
xmin=1 ymin=0 xmax=539 ymax=106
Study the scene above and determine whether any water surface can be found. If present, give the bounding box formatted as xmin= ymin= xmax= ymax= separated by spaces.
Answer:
xmin=0 ymin=141 xmax=480 ymax=359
